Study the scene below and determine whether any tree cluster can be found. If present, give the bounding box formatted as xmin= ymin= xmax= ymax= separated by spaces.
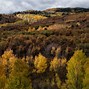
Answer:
xmin=0 ymin=49 xmax=88 ymax=89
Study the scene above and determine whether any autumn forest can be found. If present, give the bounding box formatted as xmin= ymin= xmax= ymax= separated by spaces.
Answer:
xmin=0 ymin=8 xmax=89 ymax=89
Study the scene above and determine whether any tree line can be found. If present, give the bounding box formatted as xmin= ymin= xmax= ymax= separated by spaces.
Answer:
xmin=0 ymin=49 xmax=89 ymax=89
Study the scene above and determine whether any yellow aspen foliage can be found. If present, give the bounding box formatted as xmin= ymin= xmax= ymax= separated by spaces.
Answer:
xmin=2 ymin=49 xmax=16 ymax=67
xmin=0 ymin=75 xmax=6 ymax=89
xmin=9 ymin=56 xmax=17 ymax=68
xmin=57 ymin=58 xmax=67 ymax=67
xmin=50 ymin=57 xmax=60 ymax=72
xmin=61 ymin=83 xmax=67 ymax=89
xmin=5 ymin=59 xmax=32 ymax=89
xmin=2 ymin=49 xmax=13 ymax=65
xmin=67 ymin=50 xmax=87 ymax=89
xmin=55 ymin=73 xmax=61 ymax=89
xmin=37 ymin=26 xmax=43 ymax=31
xmin=0 ymin=58 xmax=6 ymax=89
xmin=0 ymin=59 xmax=6 ymax=76
xmin=51 ymin=73 xmax=61 ymax=89
xmin=2 ymin=49 xmax=13 ymax=59
xmin=28 ymin=27 xmax=35 ymax=32
xmin=83 ymin=59 xmax=89 ymax=89
xmin=16 ymin=14 xmax=47 ymax=23
xmin=1 ymin=49 xmax=17 ymax=78
xmin=9 ymin=59 xmax=30 ymax=79
xmin=83 ymin=68 xmax=89 ymax=89
xmin=34 ymin=54 xmax=47 ymax=73
xmin=83 ymin=58 xmax=89 ymax=69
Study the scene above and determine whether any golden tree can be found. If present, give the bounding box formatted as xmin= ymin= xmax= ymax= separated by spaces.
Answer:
xmin=50 ymin=57 xmax=66 ymax=72
xmin=5 ymin=59 xmax=32 ymax=89
xmin=1 ymin=49 xmax=16 ymax=77
xmin=34 ymin=54 xmax=47 ymax=73
xmin=2 ymin=49 xmax=16 ymax=67
xmin=67 ymin=50 xmax=87 ymax=89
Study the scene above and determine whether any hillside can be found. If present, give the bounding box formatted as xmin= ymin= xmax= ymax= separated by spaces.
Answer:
xmin=0 ymin=8 xmax=89 ymax=57
xmin=0 ymin=8 xmax=89 ymax=89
